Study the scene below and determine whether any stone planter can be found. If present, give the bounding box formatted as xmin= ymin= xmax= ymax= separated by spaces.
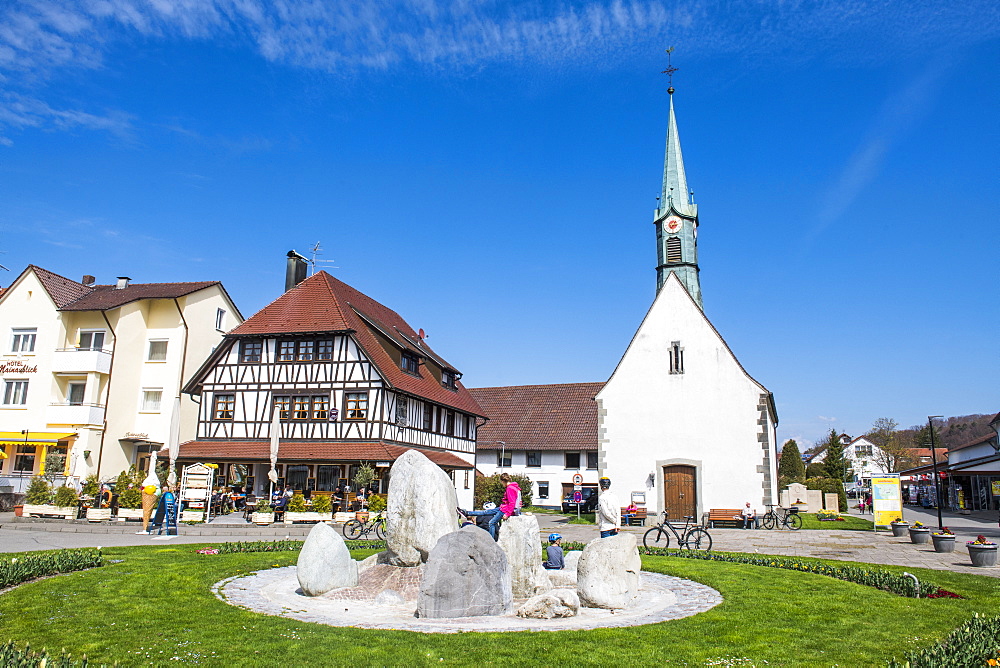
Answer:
xmin=116 ymin=508 xmax=143 ymax=521
xmin=931 ymin=534 xmax=957 ymax=553
xmin=968 ymin=544 xmax=999 ymax=567
xmin=908 ymin=527 xmax=931 ymax=544
xmin=251 ymin=512 xmax=274 ymax=525
xmin=23 ymin=504 xmax=77 ymax=520
xmin=284 ymin=511 xmax=332 ymax=525
xmin=86 ymin=507 xmax=112 ymax=522
xmin=355 ymin=511 xmax=370 ymax=522
xmin=180 ymin=510 xmax=205 ymax=523
xmin=890 ymin=522 xmax=910 ymax=537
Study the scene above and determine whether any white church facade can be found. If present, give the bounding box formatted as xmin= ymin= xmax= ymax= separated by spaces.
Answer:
xmin=596 ymin=83 xmax=778 ymax=520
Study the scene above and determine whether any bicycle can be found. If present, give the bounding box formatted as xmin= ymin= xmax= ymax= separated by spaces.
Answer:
xmin=642 ymin=512 xmax=712 ymax=551
xmin=760 ymin=504 xmax=802 ymax=530
xmin=342 ymin=512 xmax=386 ymax=540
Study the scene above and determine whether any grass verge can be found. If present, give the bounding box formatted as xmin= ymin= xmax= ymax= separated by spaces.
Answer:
xmin=798 ymin=512 xmax=874 ymax=531
xmin=0 ymin=544 xmax=998 ymax=666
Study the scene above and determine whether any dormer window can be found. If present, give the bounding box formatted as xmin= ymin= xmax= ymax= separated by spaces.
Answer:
xmin=401 ymin=351 xmax=420 ymax=375
xmin=442 ymin=370 xmax=457 ymax=390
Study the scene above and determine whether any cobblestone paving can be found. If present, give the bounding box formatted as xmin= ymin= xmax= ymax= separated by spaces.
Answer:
xmin=214 ymin=566 xmax=722 ymax=633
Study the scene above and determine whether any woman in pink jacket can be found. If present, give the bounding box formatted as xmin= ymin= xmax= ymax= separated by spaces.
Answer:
xmin=459 ymin=473 xmax=521 ymax=541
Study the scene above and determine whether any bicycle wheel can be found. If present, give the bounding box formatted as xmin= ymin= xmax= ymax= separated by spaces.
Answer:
xmin=643 ymin=527 xmax=671 ymax=550
xmin=761 ymin=513 xmax=776 ymax=530
xmin=342 ymin=519 xmax=363 ymax=540
xmin=683 ymin=527 xmax=712 ymax=551
xmin=786 ymin=513 xmax=803 ymax=531
xmin=374 ymin=518 xmax=386 ymax=540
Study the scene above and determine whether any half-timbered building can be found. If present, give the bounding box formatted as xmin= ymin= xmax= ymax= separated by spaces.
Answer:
xmin=177 ymin=270 xmax=485 ymax=506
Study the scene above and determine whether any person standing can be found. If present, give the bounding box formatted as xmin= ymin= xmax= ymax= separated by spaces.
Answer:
xmin=596 ymin=476 xmax=621 ymax=538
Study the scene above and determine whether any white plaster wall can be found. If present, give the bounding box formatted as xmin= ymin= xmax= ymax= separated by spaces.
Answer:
xmin=597 ymin=275 xmax=777 ymax=517
xmin=474 ymin=449 xmax=599 ymax=507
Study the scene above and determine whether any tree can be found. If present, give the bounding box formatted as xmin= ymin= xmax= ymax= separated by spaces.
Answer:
xmin=805 ymin=462 xmax=826 ymax=478
xmin=474 ymin=473 xmax=533 ymax=510
xmin=777 ymin=439 xmax=805 ymax=487
xmin=866 ymin=417 xmax=917 ymax=473
xmin=822 ymin=429 xmax=848 ymax=482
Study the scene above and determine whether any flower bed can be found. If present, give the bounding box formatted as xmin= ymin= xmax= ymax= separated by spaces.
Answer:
xmin=887 ymin=614 xmax=1000 ymax=667
xmin=0 ymin=641 xmax=86 ymax=668
xmin=0 ymin=549 xmax=104 ymax=590
xmin=637 ymin=547 xmax=953 ymax=598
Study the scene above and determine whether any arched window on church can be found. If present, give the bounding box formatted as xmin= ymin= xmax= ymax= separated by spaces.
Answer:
xmin=669 ymin=341 xmax=684 ymax=374
xmin=666 ymin=236 xmax=682 ymax=263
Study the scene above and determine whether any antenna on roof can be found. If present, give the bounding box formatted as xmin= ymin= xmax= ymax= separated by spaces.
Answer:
xmin=307 ymin=241 xmax=339 ymax=276
xmin=0 ymin=250 xmax=8 ymax=272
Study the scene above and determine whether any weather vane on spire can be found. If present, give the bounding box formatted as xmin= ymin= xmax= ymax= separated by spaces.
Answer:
xmin=662 ymin=46 xmax=677 ymax=94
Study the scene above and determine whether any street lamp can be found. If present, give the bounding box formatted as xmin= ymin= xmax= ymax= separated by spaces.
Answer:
xmin=928 ymin=416 xmax=944 ymax=530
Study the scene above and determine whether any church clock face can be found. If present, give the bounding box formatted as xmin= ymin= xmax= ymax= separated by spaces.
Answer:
xmin=664 ymin=217 xmax=683 ymax=234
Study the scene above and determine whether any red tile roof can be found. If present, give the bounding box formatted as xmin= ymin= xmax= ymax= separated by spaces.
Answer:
xmin=222 ymin=272 xmax=484 ymax=415
xmin=170 ymin=440 xmax=474 ymax=468
xmin=18 ymin=265 xmax=226 ymax=312
xmin=469 ymin=383 xmax=604 ymax=451
xmin=30 ymin=266 xmax=93 ymax=308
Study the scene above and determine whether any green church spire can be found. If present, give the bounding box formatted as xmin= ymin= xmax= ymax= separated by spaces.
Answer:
xmin=654 ymin=71 xmax=702 ymax=309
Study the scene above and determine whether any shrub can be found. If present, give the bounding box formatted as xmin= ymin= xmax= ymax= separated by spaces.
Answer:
xmin=311 ymin=495 xmax=331 ymax=513
xmin=287 ymin=493 xmax=307 ymax=512
xmin=255 ymin=500 xmax=272 ymax=513
xmin=353 ymin=463 xmax=377 ymax=489
xmin=0 ymin=641 xmax=89 ymax=668
xmin=81 ymin=474 xmax=99 ymax=498
xmin=806 ymin=476 xmax=848 ymax=511
xmin=52 ymin=486 xmax=78 ymax=507
xmin=24 ymin=477 xmax=52 ymax=505
xmin=115 ymin=467 xmax=143 ymax=509
xmin=367 ymin=494 xmax=386 ymax=513
xmin=474 ymin=473 xmax=533 ymax=509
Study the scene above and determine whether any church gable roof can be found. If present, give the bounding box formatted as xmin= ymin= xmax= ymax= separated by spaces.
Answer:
xmin=225 ymin=272 xmax=483 ymax=416
xmin=599 ymin=272 xmax=776 ymax=422
xmin=469 ymin=382 xmax=604 ymax=451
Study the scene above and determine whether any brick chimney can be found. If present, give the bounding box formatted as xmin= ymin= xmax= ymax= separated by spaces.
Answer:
xmin=82 ymin=275 xmax=96 ymax=287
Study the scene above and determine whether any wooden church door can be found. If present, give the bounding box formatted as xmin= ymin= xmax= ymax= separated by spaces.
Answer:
xmin=663 ymin=465 xmax=696 ymax=520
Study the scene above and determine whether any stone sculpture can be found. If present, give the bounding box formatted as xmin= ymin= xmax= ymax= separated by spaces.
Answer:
xmin=384 ymin=449 xmax=460 ymax=567
xmin=415 ymin=525 xmax=512 ymax=618
xmin=545 ymin=549 xmax=581 ymax=588
xmin=296 ymin=522 xmax=358 ymax=596
xmin=576 ymin=533 xmax=641 ymax=609
xmin=515 ymin=588 xmax=579 ymax=619
xmin=497 ymin=514 xmax=551 ymax=598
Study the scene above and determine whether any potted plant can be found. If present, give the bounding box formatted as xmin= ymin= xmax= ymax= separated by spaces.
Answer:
xmin=967 ymin=535 xmax=998 ymax=567
xmin=85 ymin=474 xmax=112 ymax=521
xmin=251 ymin=500 xmax=274 ymax=525
xmin=311 ymin=494 xmax=333 ymax=521
xmin=21 ymin=477 xmax=75 ymax=519
xmin=931 ymin=527 xmax=957 ymax=553
xmin=908 ymin=521 xmax=931 ymax=545
xmin=889 ymin=517 xmax=910 ymax=537
xmin=52 ymin=485 xmax=80 ymax=519
xmin=113 ymin=468 xmax=144 ymax=520
xmin=284 ymin=493 xmax=321 ymax=524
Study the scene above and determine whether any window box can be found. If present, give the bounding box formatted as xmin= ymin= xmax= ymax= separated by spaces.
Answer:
xmin=251 ymin=511 xmax=275 ymax=525
xmin=116 ymin=508 xmax=143 ymax=521
xmin=86 ymin=507 xmax=112 ymax=522
xmin=283 ymin=511 xmax=332 ymax=524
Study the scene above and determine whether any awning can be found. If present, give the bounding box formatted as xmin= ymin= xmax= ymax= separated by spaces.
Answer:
xmin=0 ymin=431 xmax=77 ymax=446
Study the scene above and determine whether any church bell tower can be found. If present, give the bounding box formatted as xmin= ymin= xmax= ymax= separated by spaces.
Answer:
xmin=654 ymin=80 xmax=702 ymax=309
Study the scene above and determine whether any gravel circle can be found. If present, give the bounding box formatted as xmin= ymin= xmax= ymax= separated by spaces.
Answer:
xmin=213 ymin=566 xmax=722 ymax=633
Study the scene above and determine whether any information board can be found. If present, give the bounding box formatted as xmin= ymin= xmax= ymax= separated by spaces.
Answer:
xmin=871 ymin=474 xmax=903 ymax=528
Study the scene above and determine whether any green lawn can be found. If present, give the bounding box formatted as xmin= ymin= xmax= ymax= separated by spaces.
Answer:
xmin=0 ymin=544 xmax=997 ymax=666
xmin=798 ymin=512 xmax=875 ymax=531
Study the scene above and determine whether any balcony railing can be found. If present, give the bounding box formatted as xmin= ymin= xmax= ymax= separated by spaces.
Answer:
xmin=51 ymin=348 xmax=112 ymax=374
xmin=47 ymin=402 xmax=106 ymax=426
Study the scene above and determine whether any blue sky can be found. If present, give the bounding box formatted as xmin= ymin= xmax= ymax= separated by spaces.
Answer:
xmin=1 ymin=1 xmax=998 ymax=449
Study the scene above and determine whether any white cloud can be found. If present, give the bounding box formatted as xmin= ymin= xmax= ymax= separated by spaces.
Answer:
xmin=0 ymin=91 xmax=133 ymax=144
xmin=817 ymin=416 xmax=837 ymax=422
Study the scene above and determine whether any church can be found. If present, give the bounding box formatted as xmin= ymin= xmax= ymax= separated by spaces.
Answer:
xmin=467 ymin=83 xmax=778 ymax=519
xmin=596 ymin=83 xmax=778 ymax=520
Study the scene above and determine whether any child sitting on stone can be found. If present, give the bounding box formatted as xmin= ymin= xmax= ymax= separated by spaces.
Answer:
xmin=543 ymin=533 xmax=564 ymax=570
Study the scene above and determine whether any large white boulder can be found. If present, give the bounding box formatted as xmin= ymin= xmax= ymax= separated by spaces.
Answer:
xmin=296 ymin=522 xmax=358 ymax=596
xmin=384 ymin=449 xmax=460 ymax=567
xmin=497 ymin=514 xmax=551 ymax=598
xmin=415 ymin=526 xmax=512 ymax=618
xmin=576 ymin=533 xmax=641 ymax=609
xmin=516 ymin=588 xmax=579 ymax=619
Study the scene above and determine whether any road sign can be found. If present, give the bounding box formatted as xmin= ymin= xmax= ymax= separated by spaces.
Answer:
xmin=572 ymin=473 xmax=583 ymax=485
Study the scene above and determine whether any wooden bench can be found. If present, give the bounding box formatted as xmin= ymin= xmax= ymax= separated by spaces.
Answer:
xmin=620 ymin=507 xmax=648 ymax=526
xmin=706 ymin=508 xmax=756 ymax=528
